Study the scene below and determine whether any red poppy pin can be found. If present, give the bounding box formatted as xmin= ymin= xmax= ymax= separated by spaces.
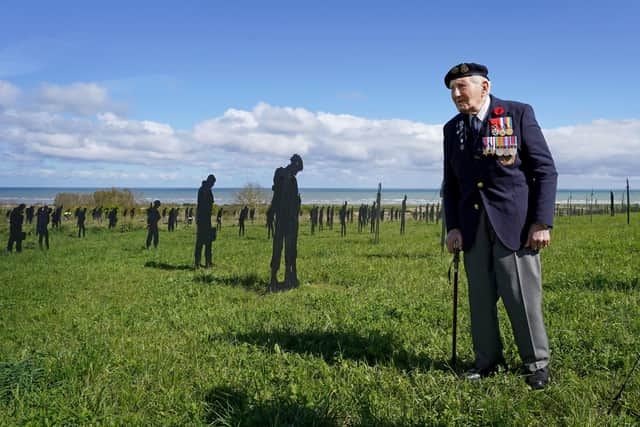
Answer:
xmin=492 ymin=107 xmax=505 ymax=116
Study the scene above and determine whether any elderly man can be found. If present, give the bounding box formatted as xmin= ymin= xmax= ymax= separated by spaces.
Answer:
xmin=442 ymin=63 xmax=557 ymax=389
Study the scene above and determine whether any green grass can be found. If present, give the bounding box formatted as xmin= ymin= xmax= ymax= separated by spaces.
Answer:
xmin=1 ymin=213 xmax=638 ymax=426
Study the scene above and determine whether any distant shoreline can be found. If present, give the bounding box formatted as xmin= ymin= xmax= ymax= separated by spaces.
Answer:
xmin=0 ymin=187 xmax=637 ymax=207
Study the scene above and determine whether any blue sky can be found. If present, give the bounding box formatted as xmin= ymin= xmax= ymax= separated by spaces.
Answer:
xmin=1 ymin=0 xmax=638 ymax=189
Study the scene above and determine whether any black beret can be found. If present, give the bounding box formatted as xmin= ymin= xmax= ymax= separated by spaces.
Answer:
xmin=444 ymin=63 xmax=489 ymax=88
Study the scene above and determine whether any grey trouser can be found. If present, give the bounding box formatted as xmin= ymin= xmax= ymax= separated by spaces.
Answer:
xmin=463 ymin=210 xmax=549 ymax=373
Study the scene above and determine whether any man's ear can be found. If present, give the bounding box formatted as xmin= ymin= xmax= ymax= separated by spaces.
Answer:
xmin=482 ymin=80 xmax=490 ymax=94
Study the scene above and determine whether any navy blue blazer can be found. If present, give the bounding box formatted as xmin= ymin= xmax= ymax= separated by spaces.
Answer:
xmin=443 ymin=95 xmax=558 ymax=251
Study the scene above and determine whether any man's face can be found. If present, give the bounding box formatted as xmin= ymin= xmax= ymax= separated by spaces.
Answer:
xmin=450 ymin=76 xmax=488 ymax=114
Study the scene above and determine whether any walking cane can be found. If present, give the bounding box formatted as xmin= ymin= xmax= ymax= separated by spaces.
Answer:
xmin=609 ymin=351 xmax=640 ymax=414
xmin=450 ymin=241 xmax=460 ymax=370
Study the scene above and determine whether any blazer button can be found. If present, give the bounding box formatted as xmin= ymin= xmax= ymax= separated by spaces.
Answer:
xmin=477 ymin=182 xmax=484 ymax=189
xmin=473 ymin=203 xmax=480 ymax=210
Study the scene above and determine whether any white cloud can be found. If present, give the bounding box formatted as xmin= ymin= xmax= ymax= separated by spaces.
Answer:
xmin=0 ymin=80 xmax=21 ymax=106
xmin=1 ymin=79 xmax=639 ymax=187
xmin=544 ymin=119 xmax=640 ymax=178
xmin=194 ymin=103 xmax=444 ymax=172
xmin=35 ymin=82 xmax=112 ymax=115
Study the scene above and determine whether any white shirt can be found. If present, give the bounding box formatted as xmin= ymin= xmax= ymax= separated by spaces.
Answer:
xmin=470 ymin=95 xmax=491 ymax=123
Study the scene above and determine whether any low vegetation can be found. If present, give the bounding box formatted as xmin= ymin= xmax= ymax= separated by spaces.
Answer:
xmin=54 ymin=188 xmax=140 ymax=209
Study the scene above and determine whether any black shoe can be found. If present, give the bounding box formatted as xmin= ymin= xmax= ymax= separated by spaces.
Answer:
xmin=463 ymin=358 xmax=506 ymax=381
xmin=525 ymin=366 xmax=550 ymax=390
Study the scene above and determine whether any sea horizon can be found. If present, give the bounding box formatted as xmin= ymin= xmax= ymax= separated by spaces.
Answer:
xmin=0 ymin=186 xmax=637 ymax=207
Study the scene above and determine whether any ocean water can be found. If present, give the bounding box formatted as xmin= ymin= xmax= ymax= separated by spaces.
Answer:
xmin=0 ymin=187 xmax=637 ymax=206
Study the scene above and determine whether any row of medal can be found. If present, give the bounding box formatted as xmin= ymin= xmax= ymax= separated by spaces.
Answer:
xmin=482 ymin=136 xmax=518 ymax=156
xmin=489 ymin=116 xmax=514 ymax=136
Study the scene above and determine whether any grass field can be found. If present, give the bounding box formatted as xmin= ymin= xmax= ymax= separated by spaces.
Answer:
xmin=1 ymin=212 xmax=638 ymax=426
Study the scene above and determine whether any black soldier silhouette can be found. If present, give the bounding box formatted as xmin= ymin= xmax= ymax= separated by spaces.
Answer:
xmin=238 ymin=205 xmax=248 ymax=237
xmin=339 ymin=201 xmax=347 ymax=237
xmin=36 ymin=205 xmax=52 ymax=249
xmin=7 ymin=204 xmax=26 ymax=252
xmin=26 ymin=205 xmax=35 ymax=224
xmin=108 ymin=207 xmax=118 ymax=229
xmin=194 ymin=175 xmax=216 ymax=268
xmin=173 ymin=208 xmax=179 ymax=231
xmin=77 ymin=207 xmax=87 ymax=237
xmin=216 ymin=207 xmax=223 ymax=231
xmin=52 ymin=205 xmax=63 ymax=229
xmin=357 ymin=204 xmax=365 ymax=233
xmin=146 ymin=200 xmax=161 ymax=249
xmin=400 ymin=194 xmax=407 ymax=234
xmin=309 ymin=205 xmax=317 ymax=235
xmin=269 ymin=154 xmax=303 ymax=292
xmin=167 ymin=208 xmax=176 ymax=232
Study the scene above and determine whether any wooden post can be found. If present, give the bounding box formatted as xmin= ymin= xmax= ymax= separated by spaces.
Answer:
xmin=610 ymin=191 xmax=615 ymax=216
xmin=374 ymin=183 xmax=381 ymax=243
xmin=627 ymin=178 xmax=631 ymax=225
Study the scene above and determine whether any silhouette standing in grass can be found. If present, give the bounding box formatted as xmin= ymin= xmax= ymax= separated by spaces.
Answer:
xmin=146 ymin=200 xmax=161 ymax=249
xmin=238 ymin=205 xmax=248 ymax=237
xmin=339 ymin=201 xmax=347 ymax=237
xmin=269 ymin=154 xmax=303 ymax=291
xmin=194 ymin=175 xmax=216 ymax=268
xmin=108 ymin=207 xmax=118 ymax=229
xmin=77 ymin=207 xmax=87 ymax=238
xmin=36 ymin=205 xmax=52 ymax=249
xmin=216 ymin=207 xmax=223 ymax=231
xmin=25 ymin=205 xmax=35 ymax=224
xmin=7 ymin=204 xmax=26 ymax=253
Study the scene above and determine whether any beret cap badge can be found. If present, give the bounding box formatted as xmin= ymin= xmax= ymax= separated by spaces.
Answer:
xmin=444 ymin=62 xmax=489 ymax=88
